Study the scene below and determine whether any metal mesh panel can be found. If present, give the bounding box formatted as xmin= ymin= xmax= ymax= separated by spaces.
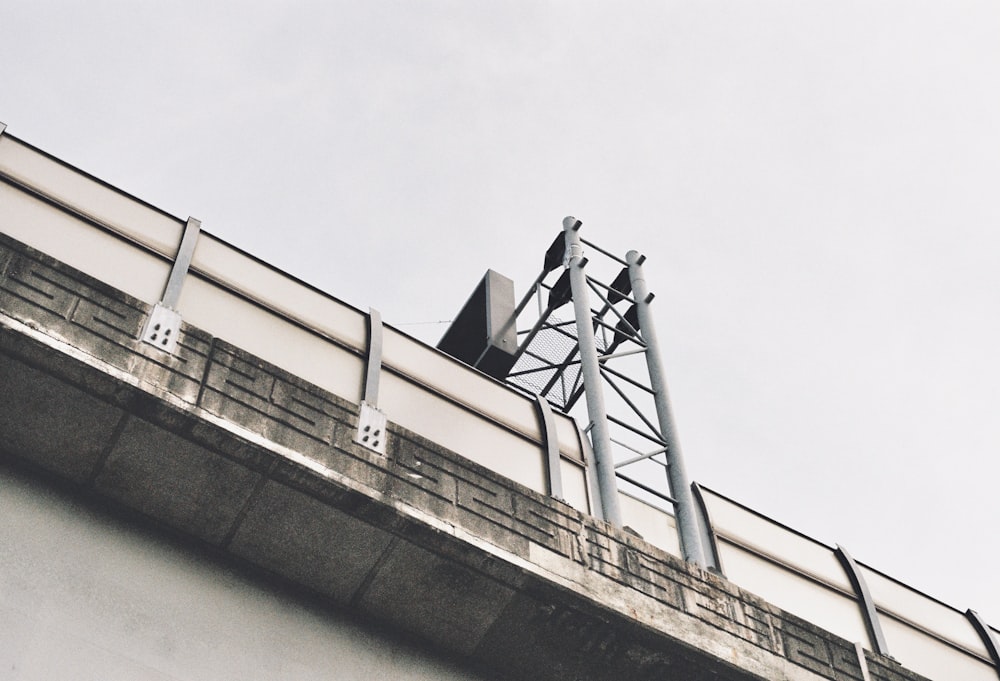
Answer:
xmin=507 ymin=315 xmax=607 ymax=410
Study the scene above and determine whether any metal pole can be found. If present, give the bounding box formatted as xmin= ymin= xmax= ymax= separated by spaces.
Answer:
xmin=626 ymin=250 xmax=706 ymax=567
xmin=564 ymin=217 xmax=622 ymax=527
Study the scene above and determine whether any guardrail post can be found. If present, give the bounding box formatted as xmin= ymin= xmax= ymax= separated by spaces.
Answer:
xmin=356 ymin=308 xmax=387 ymax=454
xmin=140 ymin=217 xmax=200 ymax=354
xmin=835 ymin=545 xmax=890 ymax=656
xmin=966 ymin=609 xmax=1000 ymax=680
xmin=535 ymin=395 xmax=564 ymax=501
xmin=690 ymin=483 xmax=724 ymax=574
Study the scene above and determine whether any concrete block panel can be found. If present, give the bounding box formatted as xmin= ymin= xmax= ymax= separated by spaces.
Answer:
xmin=0 ymin=235 xmax=211 ymax=405
xmin=0 ymin=355 xmax=122 ymax=482
xmin=474 ymin=591 xmax=731 ymax=681
xmin=356 ymin=539 xmax=515 ymax=656
xmin=227 ymin=480 xmax=394 ymax=604
xmin=94 ymin=417 xmax=262 ymax=545
xmin=200 ymin=342 xmax=351 ymax=457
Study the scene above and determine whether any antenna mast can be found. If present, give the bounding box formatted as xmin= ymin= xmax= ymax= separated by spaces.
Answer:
xmin=506 ymin=217 xmax=707 ymax=568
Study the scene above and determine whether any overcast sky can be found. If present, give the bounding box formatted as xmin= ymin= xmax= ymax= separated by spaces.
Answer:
xmin=3 ymin=1 xmax=999 ymax=627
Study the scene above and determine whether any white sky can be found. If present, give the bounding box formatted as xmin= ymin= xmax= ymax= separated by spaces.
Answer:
xmin=3 ymin=1 xmax=999 ymax=628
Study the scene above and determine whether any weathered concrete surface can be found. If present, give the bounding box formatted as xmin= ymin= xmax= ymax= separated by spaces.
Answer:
xmin=0 ymin=233 xmax=929 ymax=681
xmin=0 ymin=462 xmax=500 ymax=681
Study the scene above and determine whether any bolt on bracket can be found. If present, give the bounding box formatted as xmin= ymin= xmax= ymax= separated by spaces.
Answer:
xmin=140 ymin=216 xmax=201 ymax=354
xmin=140 ymin=303 xmax=182 ymax=354
xmin=356 ymin=401 xmax=387 ymax=454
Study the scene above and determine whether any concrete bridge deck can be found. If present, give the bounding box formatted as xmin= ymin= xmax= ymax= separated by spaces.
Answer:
xmin=1 ymin=126 xmax=996 ymax=680
xmin=1 ymin=233 xmax=924 ymax=681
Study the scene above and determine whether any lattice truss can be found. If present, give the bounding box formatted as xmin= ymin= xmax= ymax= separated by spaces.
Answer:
xmin=505 ymin=232 xmax=678 ymax=510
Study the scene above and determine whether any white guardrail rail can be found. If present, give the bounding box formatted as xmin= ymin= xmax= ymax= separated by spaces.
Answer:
xmin=1 ymin=127 xmax=997 ymax=681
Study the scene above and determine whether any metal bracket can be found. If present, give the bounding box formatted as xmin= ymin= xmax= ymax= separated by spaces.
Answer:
xmin=966 ymin=609 xmax=1000 ymax=679
xmin=356 ymin=308 xmax=387 ymax=454
xmin=853 ymin=642 xmax=873 ymax=681
xmin=535 ymin=395 xmax=564 ymax=500
xmin=835 ymin=545 xmax=890 ymax=656
xmin=140 ymin=303 xmax=183 ymax=353
xmin=363 ymin=308 xmax=383 ymax=405
xmin=575 ymin=420 xmax=605 ymax=521
xmin=355 ymin=402 xmax=387 ymax=455
xmin=140 ymin=217 xmax=201 ymax=354
xmin=691 ymin=482 xmax=725 ymax=576
xmin=161 ymin=217 xmax=201 ymax=309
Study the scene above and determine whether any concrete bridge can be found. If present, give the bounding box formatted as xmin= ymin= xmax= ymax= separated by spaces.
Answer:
xmin=1 ymin=124 xmax=997 ymax=681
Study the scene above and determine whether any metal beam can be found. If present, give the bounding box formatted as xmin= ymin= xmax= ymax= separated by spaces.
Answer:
xmin=614 ymin=445 xmax=669 ymax=469
xmin=363 ymin=308 xmax=383 ymax=405
xmin=835 ymin=545 xmax=890 ymax=656
xmin=535 ymin=395 xmax=564 ymax=500
xmin=574 ymin=420 xmax=605 ymax=521
xmin=853 ymin=642 xmax=873 ymax=681
xmin=966 ymin=609 xmax=1000 ymax=680
xmin=161 ymin=217 xmax=201 ymax=309
xmin=356 ymin=308 xmax=387 ymax=454
xmin=626 ymin=250 xmax=706 ymax=568
xmin=139 ymin=216 xmax=201 ymax=354
xmin=564 ymin=216 xmax=621 ymax=526
xmin=691 ymin=483 xmax=725 ymax=576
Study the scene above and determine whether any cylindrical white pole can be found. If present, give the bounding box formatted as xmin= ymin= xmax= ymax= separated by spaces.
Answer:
xmin=563 ymin=217 xmax=622 ymax=527
xmin=627 ymin=250 xmax=706 ymax=568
